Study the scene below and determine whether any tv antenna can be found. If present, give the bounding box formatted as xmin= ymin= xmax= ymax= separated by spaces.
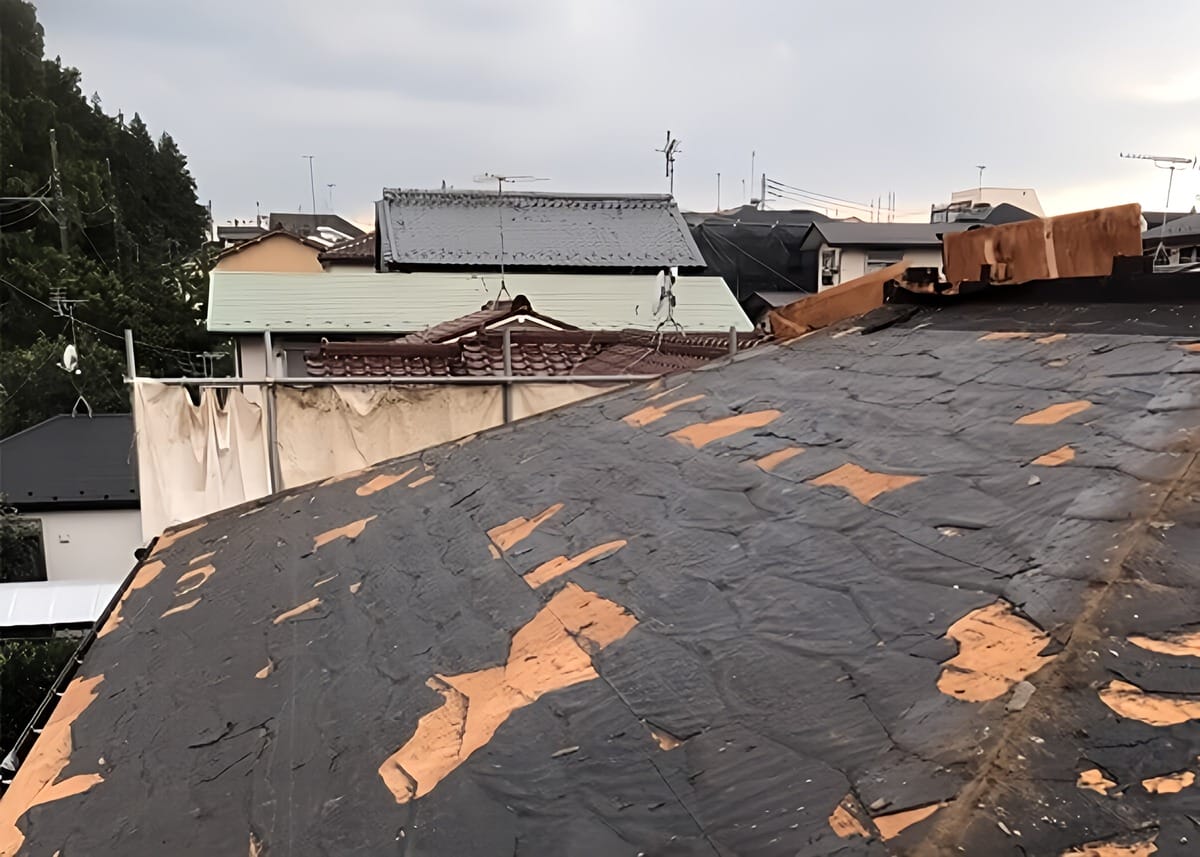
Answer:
xmin=656 ymin=131 xmax=681 ymax=196
xmin=473 ymin=173 xmax=549 ymax=298
xmin=1120 ymin=152 xmax=1195 ymax=208
xmin=652 ymin=267 xmax=684 ymax=334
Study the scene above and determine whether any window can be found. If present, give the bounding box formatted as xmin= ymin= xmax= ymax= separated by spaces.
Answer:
xmin=865 ymin=250 xmax=904 ymax=272
xmin=0 ymin=516 xmax=48 ymax=583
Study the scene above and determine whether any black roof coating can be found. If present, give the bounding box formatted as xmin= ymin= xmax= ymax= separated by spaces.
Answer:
xmin=0 ymin=414 xmax=137 ymax=509
xmin=4 ymin=293 xmax=1200 ymax=856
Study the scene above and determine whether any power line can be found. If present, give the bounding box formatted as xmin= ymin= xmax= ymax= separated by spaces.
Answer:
xmin=766 ymin=185 xmax=877 ymax=217
xmin=765 ymin=178 xmax=872 ymax=209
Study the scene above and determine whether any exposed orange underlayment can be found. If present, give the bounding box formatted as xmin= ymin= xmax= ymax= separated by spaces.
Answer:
xmin=150 ymin=521 xmax=206 ymax=557
xmin=669 ymin=410 xmax=782 ymax=449
xmin=409 ymin=475 xmax=435 ymax=488
xmin=648 ymin=727 xmax=682 ymax=751
xmin=487 ymin=504 xmax=564 ymax=552
xmin=160 ymin=598 xmax=200 ymax=618
xmin=313 ymin=573 xmax=339 ymax=588
xmin=808 ymin=463 xmax=923 ymax=505
xmin=249 ymin=832 xmax=264 ymax=857
xmin=273 ymin=597 xmax=322 ymax=624
xmin=937 ymin=601 xmax=1055 ymax=702
xmin=828 ymin=794 xmax=871 ymax=839
xmin=522 ymin=541 xmax=627 ymax=589
xmin=176 ymin=564 xmax=215 ymax=596
xmin=1014 ymin=400 xmax=1093 ymax=425
xmin=188 ymin=551 xmax=215 ymax=565
xmin=979 ymin=331 xmax=1033 ymax=341
xmin=1033 ymin=445 xmax=1076 ymax=466
xmin=255 ymin=660 xmax=274 ymax=679
xmin=378 ymin=583 xmax=637 ymax=803
xmin=873 ymin=802 xmax=946 ymax=841
xmin=487 ymin=544 xmax=501 ymax=560
xmin=349 ymin=582 xmax=362 ymax=594
xmin=96 ymin=559 xmax=165 ymax=638
xmin=1077 ymin=768 xmax=1117 ymax=795
xmin=1099 ymin=680 xmax=1200 ymax=726
xmin=622 ymin=394 xmax=706 ymax=427
xmin=312 ymin=516 xmax=377 ymax=553
xmin=1061 ymin=834 xmax=1158 ymax=856
xmin=754 ymin=446 xmax=805 ymax=472
xmin=1176 ymin=342 xmax=1200 ymax=353
xmin=1128 ymin=630 xmax=1200 ymax=658
xmin=320 ymin=465 xmax=374 ymax=486
xmin=1142 ymin=770 xmax=1194 ymax=793
xmin=0 ymin=674 xmax=105 ymax=856
xmin=1037 ymin=333 xmax=1068 ymax=344
xmin=355 ymin=468 xmax=417 ymax=497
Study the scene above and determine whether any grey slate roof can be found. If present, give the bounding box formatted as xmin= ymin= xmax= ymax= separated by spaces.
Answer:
xmin=375 ymin=189 xmax=705 ymax=270
xmin=267 ymin=212 xmax=365 ymax=240
xmin=0 ymin=415 xmax=137 ymax=509
xmin=1143 ymin=212 xmax=1200 ymax=241
xmin=801 ymin=221 xmax=972 ymax=249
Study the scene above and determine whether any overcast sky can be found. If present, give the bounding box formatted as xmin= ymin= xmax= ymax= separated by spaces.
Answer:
xmin=35 ymin=0 xmax=1200 ymax=227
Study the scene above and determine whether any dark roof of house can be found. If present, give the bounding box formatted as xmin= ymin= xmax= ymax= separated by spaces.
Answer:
xmin=802 ymin=220 xmax=972 ymax=249
xmin=214 ymin=227 xmax=327 ymax=260
xmin=375 ymin=189 xmax=706 ymax=270
xmin=267 ymin=212 xmax=366 ymax=240
xmin=1143 ymin=211 xmax=1200 ymax=241
xmin=318 ymin=232 xmax=375 ymax=263
xmin=1142 ymin=210 xmax=1193 ymax=231
xmin=947 ymin=202 xmax=1039 ymax=226
xmin=0 ymin=415 xmax=137 ymax=509
xmin=8 ymin=283 xmax=1200 ymax=855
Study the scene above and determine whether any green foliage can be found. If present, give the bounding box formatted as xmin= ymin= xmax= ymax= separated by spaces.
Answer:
xmin=0 ymin=636 xmax=79 ymax=756
xmin=0 ymin=0 xmax=225 ymax=437
xmin=0 ymin=504 xmax=47 ymax=583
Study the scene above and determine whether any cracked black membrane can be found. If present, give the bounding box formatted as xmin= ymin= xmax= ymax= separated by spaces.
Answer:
xmin=3 ymin=292 xmax=1200 ymax=857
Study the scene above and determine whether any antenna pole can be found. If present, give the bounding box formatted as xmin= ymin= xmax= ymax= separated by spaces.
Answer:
xmin=302 ymin=154 xmax=317 ymax=234
xmin=760 ymin=173 xmax=766 ymax=211
xmin=1167 ymin=165 xmax=1177 ymax=208
xmin=749 ymin=150 xmax=755 ymax=202
xmin=496 ymin=176 xmax=507 ymax=293
xmin=716 ymin=172 xmax=721 ymax=211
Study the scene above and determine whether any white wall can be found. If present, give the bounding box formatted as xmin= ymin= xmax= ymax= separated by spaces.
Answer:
xmin=25 ymin=509 xmax=144 ymax=583
xmin=818 ymin=245 xmax=944 ymax=291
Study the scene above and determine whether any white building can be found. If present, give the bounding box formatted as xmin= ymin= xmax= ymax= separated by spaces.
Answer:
xmin=932 ymin=187 xmax=1044 ymax=223
xmin=800 ymin=222 xmax=969 ymax=291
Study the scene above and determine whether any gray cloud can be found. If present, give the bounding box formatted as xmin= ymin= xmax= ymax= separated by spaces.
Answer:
xmin=34 ymin=0 xmax=1200 ymax=225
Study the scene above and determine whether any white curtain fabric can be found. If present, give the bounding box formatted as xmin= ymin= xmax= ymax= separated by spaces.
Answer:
xmin=133 ymin=382 xmax=270 ymax=541
xmin=510 ymin=382 xmax=614 ymax=420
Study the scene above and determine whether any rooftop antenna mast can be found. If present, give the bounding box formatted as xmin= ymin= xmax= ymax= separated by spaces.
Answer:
xmin=473 ymin=172 xmax=548 ymax=301
xmin=1121 ymin=152 xmax=1196 ymax=266
xmin=301 ymin=154 xmax=317 ymax=234
xmin=976 ymin=164 xmax=986 ymax=191
xmin=656 ymin=131 xmax=681 ymax=196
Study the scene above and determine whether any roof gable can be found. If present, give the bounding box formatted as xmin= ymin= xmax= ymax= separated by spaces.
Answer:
xmin=375 ymin=189 xmax=705 ymax=270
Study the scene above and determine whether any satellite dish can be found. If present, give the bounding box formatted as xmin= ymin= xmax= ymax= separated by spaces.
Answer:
xmin=653 ymin=267 xmax=677 ymax=317
xmin=59 ymin=344 xmax=80 ymax=374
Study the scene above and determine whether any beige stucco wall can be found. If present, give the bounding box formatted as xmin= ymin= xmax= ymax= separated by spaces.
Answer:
xmin=215 ymin=235 xmax=323 ymax=273
xmin=27 ymin=509 xmax=144 ymax=583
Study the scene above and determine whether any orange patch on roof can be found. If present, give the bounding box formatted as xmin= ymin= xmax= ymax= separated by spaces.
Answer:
xmin=648 ymin=726 xmax=682 ymax=751
xmin=408 ymin=475 xmax=434 ymax=488
xmin=1077 ymin=768 xmax=1116 ymax=795
xmin=829 ymin=794 xmax=871 ymax=839
xmin=754 ymin=446 xmax=805 ymax=472
xmin=161 ymin=598 xmax=200 ymax=618
xmin=808 ymin=463 xmax=923 ymax=505
xmin=622 ymin=394 xmax=706 ymax=427
xmin=0 ymin=674 xmax=105 ymax=856
xmin=349 ymin=582 xmax=362 ymax=594
xmin=523 ymin=540 xmax=627 ymax=589
xmin=1037 ymin=333 xmax=1068 ymax=344
xmin=487 ymin=544 xmax=501 ymax=560
xmin=378 ymin=583 xmax=636 ymax=803
xmin=249 ymin=832 xmax=264 ymax=857
xmin=669 ymin=409 xmax=782 ymax=449
xmin=150 ymin=521 xmax=206 ymax=557
xmin=937 ymin=601 xmax=1055 ymax=702
xmin=273 ymin=597 xmax=322 ymax=624
xmin=1099 ymin=680 xmax=1200 ymax=726
xmin=1128 ymin=630 xmax=1200 ymax=658
xmin=1060 ymin=834 xmax=1158 ymax=856
xmin=313 ymin=573 xmax=339 ymax=588
xmin=176 ymin=564 xmax=215 ymax=596
xmin=255 ymin=660 xmax=274 ymax=680
xmin=1014 ymin=400 xmax=1093 ymax=425
xmin=189 ymin=551 xmax=215 ymax=565
xmin=96 ymin=559 xmax=166 ymax=638
xmin=355 ymin=468 xmax=417 ymax=496
xmin=487 ymin=503 xmax=563 ymax=552
xmin=873 ymin=802 xmax=945 ymax=841
xmin=1142 ymin=770 xmax=1194 ymax=794
xmin=979 ymin=331 xmax=1033 ymax=341
xmin=312 ymin=515 xmax=377 ymax=552
xmin=1033 ymin=445 xmax=1076 ymax=466
xmin=320 ymin=465 xmax=374 ymax=487
xmin=1176 ymin=342 xmax=1200 ymax=353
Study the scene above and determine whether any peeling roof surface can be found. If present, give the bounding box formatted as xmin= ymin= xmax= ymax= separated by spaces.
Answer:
xmin=6 ymin=290 xmax=1200 ymax=855
xmin=376 ymin=189 xmax=705 ymax=270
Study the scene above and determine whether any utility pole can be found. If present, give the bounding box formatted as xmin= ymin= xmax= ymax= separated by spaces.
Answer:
xmin=976 ymin=164 xmax=986 ymax=192
xmin=302 ymin=155 xmax=317 ymax=235
xmin=716 ymin=172 xmax=721 ymax=211
xmin=760 ymin=173 xmax=766 ymax=210
xmin=49 ymin=128 xmax=69 ymax=253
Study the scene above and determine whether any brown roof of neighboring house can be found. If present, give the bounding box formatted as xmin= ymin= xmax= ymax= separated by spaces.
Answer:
xmin=401 ymin=294 xmax=577 ymax=344
xmin=214 ymin=227 xmax=327 ymax=260
xmin=319 ymin=232 xmax=375 ymax=263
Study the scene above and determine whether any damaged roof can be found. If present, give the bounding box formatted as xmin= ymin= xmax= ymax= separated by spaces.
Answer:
xmin=375 ymin=189 xmax=705 ymax=271
xmin=5 ymin=285 xmax=1200 ymax=856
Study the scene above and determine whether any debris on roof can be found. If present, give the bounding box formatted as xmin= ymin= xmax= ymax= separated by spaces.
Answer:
xmin=375 ymin=189 xmax=705 ymax=271
xmin=5 ymin=274 xmax=1200 ymax=855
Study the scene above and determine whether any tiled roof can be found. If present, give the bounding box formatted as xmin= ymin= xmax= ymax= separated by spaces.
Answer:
xmin=375 ymin=189 xmax=706 ymax=270
xmin=401 ymin=295 xmax=578 ymax=344
xmin=319 ymin=232 xmax=374 ymax=263
xmin=303 ymin=329 xmax=761 ymax=378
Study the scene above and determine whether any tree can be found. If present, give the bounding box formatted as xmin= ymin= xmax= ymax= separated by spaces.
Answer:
xmin=0 ymin=0 xmax=225 ymax=437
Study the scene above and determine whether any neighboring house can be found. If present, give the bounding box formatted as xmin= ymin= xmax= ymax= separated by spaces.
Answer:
xmin=1142 ymin=210 xmax=1193 ymax=232
xmin=211 ymin=228 xmax=327 ymax=273
xmin=267 ymin=212 xmax=365 ymax=245
xmin=931 ymin=186 xmax=1044 ymax=222
xmin=320 ymin=232 xmax=375 ymax=271
xmin=0 ymin=415 xmax=142 ymax=587
xmin=1142 ymin=212 xmax=1200 ymax=267
xmin=375 ymin=189 xmax=704 ymax=273
xmin=214 ymin=223 xmax=266 ymax=248
xmin=800 ymin=221 xmax=969 ymax=290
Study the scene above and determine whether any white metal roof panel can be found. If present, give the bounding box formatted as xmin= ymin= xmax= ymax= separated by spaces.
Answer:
xmin=0 ymin=580 xmax=120 ymax=627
